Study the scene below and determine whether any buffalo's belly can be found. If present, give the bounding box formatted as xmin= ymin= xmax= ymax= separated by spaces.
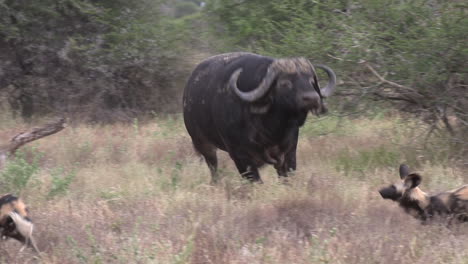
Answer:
xmin=183 ymin=109 xmax=228 ymax=151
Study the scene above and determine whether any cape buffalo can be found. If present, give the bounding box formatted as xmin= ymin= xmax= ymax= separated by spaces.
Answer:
xmin=183 ymin=52 xmax=336 ymax=183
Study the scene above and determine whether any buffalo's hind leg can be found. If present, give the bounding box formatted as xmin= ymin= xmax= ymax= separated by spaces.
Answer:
xmin=193 ymin=141 xmax=219 ymax=184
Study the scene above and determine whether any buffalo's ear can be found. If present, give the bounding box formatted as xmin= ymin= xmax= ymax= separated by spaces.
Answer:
xmin=399 ymin=164 xmax=410 ymax=179
xmin=405 ymin=173 xmax=422 ymax=189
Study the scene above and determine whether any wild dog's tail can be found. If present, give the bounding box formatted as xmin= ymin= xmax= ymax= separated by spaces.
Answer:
xmin=453 ymin=185 xmax=468 ymax=200
xmin=8 ymin=211 xmax=41 ymax=254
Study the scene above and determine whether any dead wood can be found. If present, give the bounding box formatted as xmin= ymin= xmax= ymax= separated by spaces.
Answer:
xmin=0 ymin=118 xmax=66 ymax=170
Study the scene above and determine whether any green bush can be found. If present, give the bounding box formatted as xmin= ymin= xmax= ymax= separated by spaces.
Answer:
xmin=0 ymin=151 xmax=40 ymax=193
xmin=0 ymin=0 xmax=190 ymax=121
xmin=47 ymin=167 xmax=77 ymax=199
xmin=204 ymin=0 xmax=467 ymax=150
xmin=174 ymin=2 xmax=200 ymax=18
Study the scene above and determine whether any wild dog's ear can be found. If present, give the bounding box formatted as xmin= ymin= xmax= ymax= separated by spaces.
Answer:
xmin=404 ymin=173 xmax=422 ymax=189
xmin=399 ymin=164 xmax=410 ymax=179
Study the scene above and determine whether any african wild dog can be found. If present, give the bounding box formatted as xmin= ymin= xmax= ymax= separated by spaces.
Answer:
xmin=0 ymin=194 xmax=40 ymax=253
xmin=379 ymin=164 xmax=468 ymax=223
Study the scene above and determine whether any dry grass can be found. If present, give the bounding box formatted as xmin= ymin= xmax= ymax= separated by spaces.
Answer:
xmin=0 ymin=114 xmax=467 ymax=263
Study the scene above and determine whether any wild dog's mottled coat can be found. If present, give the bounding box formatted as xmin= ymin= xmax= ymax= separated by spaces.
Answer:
xmin=379 ymin=164 xmax=468 ymax=223
xmin=0 ymin=194 xmax=40 ymax=253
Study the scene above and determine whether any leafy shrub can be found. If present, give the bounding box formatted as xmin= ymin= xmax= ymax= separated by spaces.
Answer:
xmin=0 ymin=0 xmax=190 ymax=122
xmin=0 ymin=151 xmax=40 ymax=193
xmin=174 ymin=2 xmax=200 ymax=18
xmin=47 ymin=167 xmax=77 ymax=199
xmin=204 ymin=0 xmax=467 ymax=153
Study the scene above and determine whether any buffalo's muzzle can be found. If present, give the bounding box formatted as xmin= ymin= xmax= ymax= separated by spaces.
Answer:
xmin=301 ymin=93 xmax=320 ymax=105
xmin=301 ymin=92 xmax=322 ymax=112
xmin=302 ymin=94 xmax=327 ymax=115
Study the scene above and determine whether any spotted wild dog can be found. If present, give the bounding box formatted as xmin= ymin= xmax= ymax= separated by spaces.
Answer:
xmin=0 ymin=194 xmax=40 ymax=253
xmin=379 ymin=164 xmax=468 ymax=223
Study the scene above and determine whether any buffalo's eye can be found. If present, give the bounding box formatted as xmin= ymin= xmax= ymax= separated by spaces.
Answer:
xmin=277 ymin=79 xmax=292 ymax=90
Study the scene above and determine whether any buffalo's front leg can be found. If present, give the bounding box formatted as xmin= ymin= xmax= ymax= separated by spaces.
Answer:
xmin=229 ymin=152 xmax=262 ymax=183
xmin=282 ymin=147 xmax=297 ymax=174
xmin=277 ymin=129 xmax=298 ymax=178
xmin=275 ymin=150 xmax=295 ymax=185
xmin=265 ymin=148 xmax=287 ymax=177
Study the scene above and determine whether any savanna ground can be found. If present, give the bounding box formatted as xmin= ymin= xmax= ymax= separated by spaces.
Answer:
xmin=0 ymin=111 xmax=467 ymax=264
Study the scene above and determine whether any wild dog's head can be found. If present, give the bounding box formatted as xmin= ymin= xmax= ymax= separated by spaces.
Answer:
xmin=0 ymin=194 xmax=40 ymax=253
xmin=379 ymin=164 xmax=429 ymax=219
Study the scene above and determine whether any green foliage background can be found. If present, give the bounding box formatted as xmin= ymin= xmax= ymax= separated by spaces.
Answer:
xmin=0 ymin=0 xmax=189 ymax=121
xmin=204 ymin=0 xmax=467 ymax=147
xmin=0 ymin=0 xmax=466 ymax=145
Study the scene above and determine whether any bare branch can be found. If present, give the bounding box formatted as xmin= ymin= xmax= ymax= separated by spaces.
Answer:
xmin=371 ymin=91 xmax=419 ymax=104
xmin=361 ymin=61 xmax=421 ymax=94
xmin=0 ymin=118 xmax=66 ymax=170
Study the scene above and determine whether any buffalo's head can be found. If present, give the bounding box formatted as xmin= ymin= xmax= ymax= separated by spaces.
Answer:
xmin=229 ymin=58 xmax=336 ymax=115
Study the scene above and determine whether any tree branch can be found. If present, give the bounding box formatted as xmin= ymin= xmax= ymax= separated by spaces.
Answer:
xmin=362 ymin=61 xmax=420 ymax=94
xmin=371 ymin=92 xmax=418 ymax=104
xmin=0 ymin=118 xmax=66 ymax=170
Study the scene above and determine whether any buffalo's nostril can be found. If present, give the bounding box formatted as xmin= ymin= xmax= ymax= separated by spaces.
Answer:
xmin=301 ymin=93 xmax=321 ymax=108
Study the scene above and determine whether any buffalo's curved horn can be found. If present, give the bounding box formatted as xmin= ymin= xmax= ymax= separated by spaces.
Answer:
xmin=314 ymin=64 xmax=336 ymax=97
xmin=229 ymin=66 xmax=278 ymax=102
